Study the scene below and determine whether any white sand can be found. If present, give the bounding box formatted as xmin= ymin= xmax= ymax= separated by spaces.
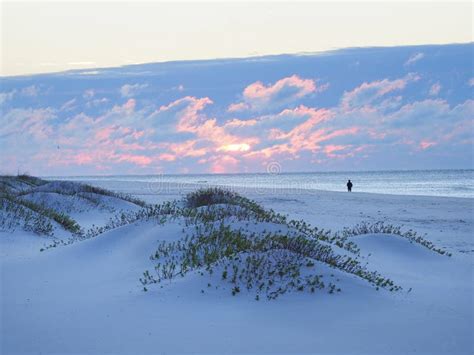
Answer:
xmin=1 ymin=180 xmax=473 ymax=354
xmin=77 ymin=179 xmax=474 ymax=257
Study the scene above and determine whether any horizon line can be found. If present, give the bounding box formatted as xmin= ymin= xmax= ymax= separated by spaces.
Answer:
xmin=33 ymin=167 xmax=474 ymax=179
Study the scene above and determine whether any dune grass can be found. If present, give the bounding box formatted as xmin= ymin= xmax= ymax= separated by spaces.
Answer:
xmin=0 ymin=196 xmax=54 ymax=235
xmin=33 ymin=185 xmax=450 ymax=299
xmin=1 ymin=175 xmax=146 ymax=236
xmin=1 ymin=194 xmax=81 ymax=235
xmin=140 ymin=188 xmax=408 ymax=299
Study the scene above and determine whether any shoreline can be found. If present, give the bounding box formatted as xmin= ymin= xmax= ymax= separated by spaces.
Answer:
xmin=44 ymin=168 xmax=474 ymax=200
xmin=53 ymin=178 xmax=473 ymax=258
xmin=61 ymin=178 xmax=474 ymax=201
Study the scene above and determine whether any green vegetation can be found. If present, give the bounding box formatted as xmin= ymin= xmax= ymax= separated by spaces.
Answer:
xmin=138 ymin=188 xmax=413 ymax=299
xmin=0 ymin=174 xmax=47 ymax=191
xmin=1 ymin=193 xmax=81 ymax=234
xmin=340 ymin=221 xmax=452 ymax=256
xmin=0 ymin=197 xmax=54 ymax=235
xmin=15 ymin=181 xmax=147 ymax=208
xmin=0 ymin=175 xmax=146 ymax=237
xmin=185 ymin=187 xmax=264 ymax=214
xmin=3 ymin=178 xmax=449 ymax=300
xmin=38 ymin=185 xmax=445 ymax=299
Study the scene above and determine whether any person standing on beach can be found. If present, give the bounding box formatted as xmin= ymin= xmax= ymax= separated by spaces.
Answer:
xmin=347 ymin=179 xmax=353 ymax=192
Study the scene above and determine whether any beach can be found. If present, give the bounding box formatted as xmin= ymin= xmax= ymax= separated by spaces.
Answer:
xmin=2 ymin=3 xmax=472 ymax=354
xmin=67 ymin=178 xmax=474 ymax=256
xmin=1 ymin=178 xmax=473 ymax=354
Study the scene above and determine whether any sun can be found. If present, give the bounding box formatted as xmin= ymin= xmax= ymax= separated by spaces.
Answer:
xmin=218 ymin=143 xmax=251 ymax=152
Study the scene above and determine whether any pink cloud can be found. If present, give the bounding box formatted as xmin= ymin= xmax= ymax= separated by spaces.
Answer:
xmin=253 ymin=106 xmax=333 ymax=149
xmin=419 ymin=140 xmax=436 ymax=150
xmin=115 ymin=154 xmax=152 ymax=166
xmin=225 ymin=106 xmax=342 ymax=162
xmin=227 ymin=102 xmax=250 ymax=112
xmin=429 ymin=82 xmax=441 ymax=96
xmin=229 ymin=75 xmax=323 ymax=112
xmin=158 ymin=153 xmax=176 ymax=162
xmin=95 ymin=126 xmax=115 ymax=141
xmin=158 ymin=96 xmax=213 ymax=133
xmin=209 ymin=155 xmax=240 ymax=173
xmin=167 ymin=140 xmax=208 ymax=158
xmin=2 ymin=108 xmax=56 ymax=141
xmin=4 ymin=72 xmax=471 ymax=176
xmin=122 ymin=98 xmax=136 ymax=112
xmin=224 ymin=118 xmax=258 ymax=128
xmin=243 ymin=75 xmax=315 ymax=101
xmin=281 ymin=105 xmax=333 ymax=134
xmin=150 ymin=97 xmax=260 ymax=167
xmin=74 ymin=152 xmax=94 ymax=165
xmin=324 ymin=145 xmax=345 ymax=153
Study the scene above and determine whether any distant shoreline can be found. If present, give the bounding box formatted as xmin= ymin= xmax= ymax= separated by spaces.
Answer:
xmin=44 ymin=169 xmax=474 ymax=199
xmin=43 ymin=167 xmax=474 ymax=179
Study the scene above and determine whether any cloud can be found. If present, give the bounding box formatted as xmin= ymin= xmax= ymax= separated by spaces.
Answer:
xmin=217 ymin=143 xmax=250 ymax=152
xmin=228 ymin=75 xmax=323 ymax=112
xmin=150 ymin=96 xmax=261 ymax=162
xmin=341 ymin=73 xmax=419 ymax=111
xmin=469 ymin=78 xmax=474 ymax=87
xmin=83 ymin=89 xmax=95 ymax=99
xmin=153 ymin=96 xmax=213 ymax=136
xmin=78 ymin=70 xmax=101 ymax=76
xmin=120 ymin=83 xmax=148 ymax=98
xmin=419 ymin=140 xmax=436 ymax=150
xmin=172 ymin=84 xmax=185 ymax=92
xmin=0 ymin=90 xmax=16 ymax=105
xmin=86 ymin=97 xmax=109 ymax=108
xmin=226 ymin=105 xmax=329 ymax=136
xmin=387 ymin=99 xmax=452 ymax=128
xmin=351 ymin=98 xmax=474 ymax=153
xmin=405 ymin=52 xmax=424 ymax=66
xmin=206 ymin=154 xmax=240 ymax=174
xmin=115 ymin=154 xmax=152 ymax=166
xmin=122 ymin=98 xmax=136 ymax=112
xmin=60 ymin=98 xmax=77 ymax=111
xmin=228 ymin=102 xmax=250 ymax=112
xmin=0 ymin=108 xmax=56 ymax=140
xmin=429 ymin=82 xmax=441 ymax=96
xmin=21 ymin=85 xmax=39 ymax=97
xmin=2 ymin=57 xmax=472 ymax=175
xmin=3 ymin=91 xmax=471 ymax=174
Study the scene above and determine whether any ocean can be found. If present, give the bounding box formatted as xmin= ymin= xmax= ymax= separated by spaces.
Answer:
xmin=49 ymin=169 xmax=474 ymax=199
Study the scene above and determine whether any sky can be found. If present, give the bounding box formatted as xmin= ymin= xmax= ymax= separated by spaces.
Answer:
xmin=1 ymin=43 xmax=473 ymax=175
xmin=1 ymin=1 xmax=472 ymax=76
xmin=0 ymin=2 xmax=472 ymax=175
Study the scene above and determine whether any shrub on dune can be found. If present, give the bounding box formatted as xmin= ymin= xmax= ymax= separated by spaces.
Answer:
xmin=0 ymin=197 xmax=54 ymax=235
xmin=22 ymin=182 xmax=448 ymax=300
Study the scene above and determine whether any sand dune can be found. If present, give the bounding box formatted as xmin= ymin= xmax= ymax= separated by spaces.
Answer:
xmin=1 ymin=177 xmax=472 ymax=354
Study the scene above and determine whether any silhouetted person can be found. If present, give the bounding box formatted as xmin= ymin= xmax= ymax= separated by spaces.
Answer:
xmin=347 ymin=179 xmax=353 ymax=192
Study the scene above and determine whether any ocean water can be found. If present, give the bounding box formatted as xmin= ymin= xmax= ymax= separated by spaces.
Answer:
xmin=50 ymin=169 xmax=474 ymax=199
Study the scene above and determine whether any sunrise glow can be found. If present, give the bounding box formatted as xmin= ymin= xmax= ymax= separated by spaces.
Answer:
xmin=218 ymin=143 xmax=251 ymax=152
